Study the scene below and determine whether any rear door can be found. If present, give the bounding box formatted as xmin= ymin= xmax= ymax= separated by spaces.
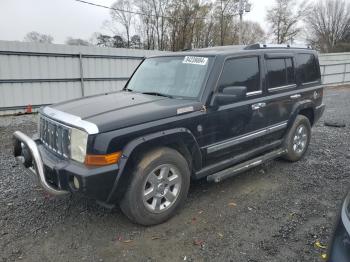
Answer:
xmin=262 ymin=54 xmax=297 ymax=140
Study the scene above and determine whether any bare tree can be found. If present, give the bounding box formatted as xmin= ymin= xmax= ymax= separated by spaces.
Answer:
xmin=151 ymin=0 xmax=169 ymax=50
xmin=134 ymin=0 xmax=156 ymax=49
xmin=240 ymin=21 xmax=266 ymax=45
xmin=215 ymin=0 xmax=239 ymax=46
xmin=24 ymin=31 xmax=54 ymax=44
xmin=65 ymin=37 xmax=90 ymax=46
xmin=166 ymin=0 xmax=208 ymax=51
xmin=192 ymin=2 xmax=214 ymax=48
xmin=110 ymin=0 xmax=133 ymax=47
xmin=266 ymin=0 xmax=307 ymax=44
xmin=92 ymin=0 xmax=266 ymax=51
xmin=304 ymin=0 xmax=350 ymax=52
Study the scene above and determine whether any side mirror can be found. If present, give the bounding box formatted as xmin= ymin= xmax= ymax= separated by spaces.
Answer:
xmin=213 ymin=86 xmax=247 ymax=106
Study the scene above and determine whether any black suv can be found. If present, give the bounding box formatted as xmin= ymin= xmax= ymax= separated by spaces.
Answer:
xmin=13 ymin=44 xmax=325 ymax=225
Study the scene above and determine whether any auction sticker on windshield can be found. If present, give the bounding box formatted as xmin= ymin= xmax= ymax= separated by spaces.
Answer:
xmin=183 ymin=56 xmax=208 ymax=65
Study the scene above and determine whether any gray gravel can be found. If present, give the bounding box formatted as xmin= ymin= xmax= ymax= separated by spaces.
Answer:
xmin=1 ymin=86 xmax=350 ymax=262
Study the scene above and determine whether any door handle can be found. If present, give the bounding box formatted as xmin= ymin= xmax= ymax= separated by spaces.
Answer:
xmin=290 ymin=94 xmax=301 ymax=99
xmin=251 ymin=102 xmax=266 ymax=110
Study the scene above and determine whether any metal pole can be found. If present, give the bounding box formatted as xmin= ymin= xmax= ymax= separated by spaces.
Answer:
xmin=79 ymin=53 xmax=85 ymax=97
xmin=322 ymin=65 xmax=326 ymax=84
xmin=239 ymin=0 xmax=243 ymax=45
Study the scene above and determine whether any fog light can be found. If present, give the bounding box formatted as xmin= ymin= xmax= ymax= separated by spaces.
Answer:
xmin=73 ymin=176 xmax=80 ymax=190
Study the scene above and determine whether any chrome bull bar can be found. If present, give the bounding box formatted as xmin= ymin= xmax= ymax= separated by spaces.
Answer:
xmin=13 ymin=131 xmax=69 ymax=196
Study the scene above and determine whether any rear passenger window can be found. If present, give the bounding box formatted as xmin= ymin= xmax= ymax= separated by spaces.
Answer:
xmin=286 ymin=58 xmax=295 ymax=84
xmin=266 ymin=58 xmax=295 ymax=89
xmin=219 ymin=57 xmax=260 ymax=94
xmin=296 ymin=54 xmax=319 ymax=83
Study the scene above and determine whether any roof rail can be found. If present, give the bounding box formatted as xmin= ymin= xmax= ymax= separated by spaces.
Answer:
xmin=244 ymin=43 xmax=311 ymax=50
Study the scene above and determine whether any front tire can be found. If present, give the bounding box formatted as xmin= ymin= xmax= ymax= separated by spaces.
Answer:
xmin=283 ymin=115 xmax=311 ymax=162
xmin=120 ymin=147 xmax=190 ymax=226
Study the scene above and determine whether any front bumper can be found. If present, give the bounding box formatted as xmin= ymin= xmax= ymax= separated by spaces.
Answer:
xmin=13 ymin=131 xmax=119 ymax=202
xmin=328 ymin=194 xmax=350 ymax=262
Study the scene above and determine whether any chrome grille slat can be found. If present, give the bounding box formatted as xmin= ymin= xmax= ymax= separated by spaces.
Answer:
xmin=39 ymin=114 xmax=70 ymax=158
xmin=56 ymin=125 xmax=62 ymax=155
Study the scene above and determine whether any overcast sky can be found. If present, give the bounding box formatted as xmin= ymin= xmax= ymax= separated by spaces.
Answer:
xmin=0 ymin=0 xmax=286 ymax=44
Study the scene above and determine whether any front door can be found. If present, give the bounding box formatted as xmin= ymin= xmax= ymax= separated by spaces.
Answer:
xmin=200 ymin=55 xmax=271 ymax=162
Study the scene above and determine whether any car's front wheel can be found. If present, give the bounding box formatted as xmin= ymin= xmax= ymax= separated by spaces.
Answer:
xmin=120 ymin=147 xmax=190 ymax=226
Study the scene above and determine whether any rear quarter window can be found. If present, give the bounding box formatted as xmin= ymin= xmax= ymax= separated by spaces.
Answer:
xmin=296 ymin=54 xmax=320 ymax=84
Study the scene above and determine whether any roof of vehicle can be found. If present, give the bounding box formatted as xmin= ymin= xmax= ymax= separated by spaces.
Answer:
xmin=150 ymin=43 xmax=315 ymax=58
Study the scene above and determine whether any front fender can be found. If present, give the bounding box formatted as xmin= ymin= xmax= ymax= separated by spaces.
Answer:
xmin=106 ymin=128 xmax=201 ymax=203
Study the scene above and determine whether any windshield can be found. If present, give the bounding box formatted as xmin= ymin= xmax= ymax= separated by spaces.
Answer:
xmin=126 ymin=56 xmax=213 ymax=98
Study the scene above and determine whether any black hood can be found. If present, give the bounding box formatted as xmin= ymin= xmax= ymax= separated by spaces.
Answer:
xmin=51 ymin=91 xmax=201 ymax=133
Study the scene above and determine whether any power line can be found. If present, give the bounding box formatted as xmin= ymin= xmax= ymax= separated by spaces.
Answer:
xmin=75 ymin=0 xmax=241 ymax=21
xmin=76 ymin=0 xmax=166 ymax=18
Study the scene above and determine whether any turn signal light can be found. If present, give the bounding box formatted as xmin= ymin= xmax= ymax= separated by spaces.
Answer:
xmin=84 ymin=152 xmax=122 ymax=166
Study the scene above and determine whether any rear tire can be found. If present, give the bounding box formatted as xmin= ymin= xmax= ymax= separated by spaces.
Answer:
xmin=120 ymin=147 xmax=190 ymax=226
xmin=283 ymin=115 xmax=311 ymax=162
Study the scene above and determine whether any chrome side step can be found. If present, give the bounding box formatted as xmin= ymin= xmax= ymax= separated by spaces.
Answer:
xmin=206 ymin=148 xmax=286 ymax=183
xmin=195 ymin=139 xmax=282 ymax=179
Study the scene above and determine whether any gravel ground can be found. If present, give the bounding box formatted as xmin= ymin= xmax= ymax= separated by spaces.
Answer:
xmin=1 ymin=86 xmax=350 ymax=262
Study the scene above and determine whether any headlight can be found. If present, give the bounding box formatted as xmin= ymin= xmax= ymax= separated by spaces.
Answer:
xmin=70 ymin=128 xmax=88 ymax=163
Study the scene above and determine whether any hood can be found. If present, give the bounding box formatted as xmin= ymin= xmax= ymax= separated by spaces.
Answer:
xmin=49 ymin=91 xmax=201 ymax=133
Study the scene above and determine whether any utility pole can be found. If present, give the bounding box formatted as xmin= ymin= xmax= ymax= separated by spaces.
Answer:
xmin=238 ymin=0 xmax=251 ymax=45
xmin=239 ymin=0 xmax=243 ymax=45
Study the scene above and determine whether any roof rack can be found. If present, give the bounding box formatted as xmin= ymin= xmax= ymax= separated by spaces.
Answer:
xmin=244 ymin=43 xmax=311 ymax=50
xmin=190 ymin=45 xmax=245 ymax=52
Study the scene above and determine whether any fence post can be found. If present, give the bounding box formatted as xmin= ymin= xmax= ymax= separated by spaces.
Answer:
xmin=79 ymin=53 xmax=85 ymax=97
xmin=322 ymin=65 xmax=326 ymax=84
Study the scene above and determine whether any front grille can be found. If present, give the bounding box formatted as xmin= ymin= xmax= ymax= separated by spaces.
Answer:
xmin=39 ymin=115 xmax=70 ymax=158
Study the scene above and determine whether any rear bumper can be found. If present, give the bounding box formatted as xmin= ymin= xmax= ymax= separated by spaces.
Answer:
xmin=13 ymin=131 xmax=119 ymax=203
xmin=328 ymin=194 xmax=350 ymax=262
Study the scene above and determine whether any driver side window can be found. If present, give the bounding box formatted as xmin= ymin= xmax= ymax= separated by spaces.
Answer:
xmin=218 ymin=57 xmax=261 ymax=96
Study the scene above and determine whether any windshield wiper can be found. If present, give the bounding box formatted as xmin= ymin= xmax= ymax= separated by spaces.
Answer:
xmin=141 ymin=91 xmax=173 ymax=98
xmin=124 ymin=88 xmax=133 ymax=92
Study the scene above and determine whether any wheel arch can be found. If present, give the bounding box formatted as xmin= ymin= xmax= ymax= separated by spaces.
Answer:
xmin=298 ymin=108 xmax=315 ymax=126
xmin=288 ymin=100 xmax=315 ymax=129
xmin=106 ymin=128 xmax=202 ymax=203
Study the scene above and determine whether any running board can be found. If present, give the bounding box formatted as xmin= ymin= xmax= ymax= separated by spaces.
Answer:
xmin=194 ymin=139 xmax=282 ymax=179
xmin=206 ymin=148 xmax=286 ymax=183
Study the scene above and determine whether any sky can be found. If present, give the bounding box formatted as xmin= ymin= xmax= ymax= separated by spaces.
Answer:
xmin=0 ymin=0 xmax=282 ymax=44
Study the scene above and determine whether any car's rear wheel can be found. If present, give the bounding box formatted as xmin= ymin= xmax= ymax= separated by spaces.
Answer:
xmin=120 ymin=147 xmax=190 ymax=226
xmin=283 ymin=115 xmax=311 ymax=162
